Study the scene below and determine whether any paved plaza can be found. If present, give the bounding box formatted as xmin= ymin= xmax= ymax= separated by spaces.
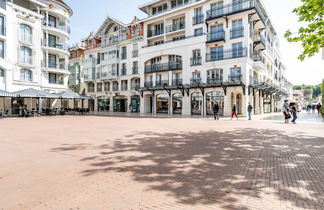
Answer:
xmin=0 ymin=116 xmax=324 ymax=210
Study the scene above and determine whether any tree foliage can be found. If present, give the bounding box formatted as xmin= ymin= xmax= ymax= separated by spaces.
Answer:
xmin=284 ymin=0 xmax=324 ymax=61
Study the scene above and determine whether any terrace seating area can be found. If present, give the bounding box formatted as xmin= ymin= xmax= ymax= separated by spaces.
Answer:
xmin=0 ymin=88 xmax=90 ymax=118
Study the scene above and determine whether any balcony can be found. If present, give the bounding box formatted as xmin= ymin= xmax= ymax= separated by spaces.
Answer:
xmin=84 ymin=74 xmax=95 ymax=82
xmin=228 ymin=75 xmax=243 ymax=83
xmin=206 ymin=30 xmax=225 ymax=43
xmin=172 ymin=79 xmax=183 ymax=86
xmin=145 ymin=62 xmax=182 ymax=74
xmin=112 ymin=85 xmax=119 ymax=91
xmin=190 ymin=57 xmax=202 ymax=66
xmin=49 ymin=80 xmax=64 ymax=85
xmin=43 ymin=41 xmax=68 ymax=51
xmin=193 ymin=14 xmax=204 ymax=25
xmin=250 ymin=76 xmax=259 ymax=85
xmin=166 ymin=23 xmax=185 ymax=33
xmin=42 ymin=20 xmax=70 ymax=35
xmin=206 ymin=47 xmax=248 ymax=62
xmin=131 ymin=83 xmax=140 ymax=90
xmin=147 ymin=29 xmax=164 ymax=38
xmin=230 ymin=27 xmax=244 ymax=39
xmin=253 ymin=33 xmax=266 ymax=51
xmin=190 ymin=78 xmax=202 ymax=85
xmin=46 ymin=62 xmax=67 ymax=71
xmin=207 ymin=77 xmax=223 ymax=85
xmin=144 ymin=81 xmax=153 ymax=88
xmin=132 ymin=67 xmax=138 ymax=75
xmin=206 ymin=0 xmax=254 ymax=21
xmin=121 ymin=84 xmax=128 ymax=91
xmin=132 ymin=50 xmax=138 ymax=58
xmin=156 ymin=80 xmax=169 ymax=87
xmin=252 ymin=54 xmax=265 ymax=63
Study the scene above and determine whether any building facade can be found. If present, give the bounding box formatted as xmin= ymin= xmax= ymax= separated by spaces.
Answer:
xmin=78 ymin=0 xmax=290 ymax=117
xmin=68 ymin=45 xmax=85 ymax=93
xmin=0 ymin=0 xmax=72 ymax=93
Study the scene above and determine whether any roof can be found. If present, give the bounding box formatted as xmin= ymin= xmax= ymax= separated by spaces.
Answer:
xmin=13 ymin=88 xmax=57 ymax=98
xmin=0 ymin=90 xmax=17 ymax=97
xmin=95 ymin=16 xmax=127 ymax=37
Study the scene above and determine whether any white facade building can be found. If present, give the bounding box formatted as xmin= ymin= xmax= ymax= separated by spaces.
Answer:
xmin=79 ymin=0 xmax=290 ymax=117
xmin=0 ymin=0 xmax=72 ymax=93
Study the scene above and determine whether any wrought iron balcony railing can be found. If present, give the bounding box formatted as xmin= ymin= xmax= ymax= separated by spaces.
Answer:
xmin=145 ymin=62 xmax=182 ymax=73
xmin=206 ymin=47 xmax=248 ymax=62
xmin=190 ymin=57 xmax=202 ymax=66
xmin=228 ymin=75 xmax=243 ymax=83
xmin=207 ymin=77 xmax=223 ymax=85
xmin=207 ymin=30 xmax=225 ymax=43
xmin=230 ymin=27 xmax=244 ymax=39
xmin=172 ymin=79 xmax=183 ymax=86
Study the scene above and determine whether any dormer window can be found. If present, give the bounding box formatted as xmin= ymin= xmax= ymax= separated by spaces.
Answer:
xmin=114 ymin=26 xmax=118 ymax=32
xmin=152 ymin=3 xmax=167 ymax=15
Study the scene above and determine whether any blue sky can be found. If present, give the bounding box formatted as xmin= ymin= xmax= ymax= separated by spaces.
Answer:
xmin=64 ymin=0 xmax=324 ymax=85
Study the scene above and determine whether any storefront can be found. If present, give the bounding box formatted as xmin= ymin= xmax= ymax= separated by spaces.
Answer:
xmin=130 ymin=95 xmax=140 ymax=112
xmin=191 ymin=92 xmax=203 ymax=115
xmin=113 ymin=95 xmax=127 ymax=112
xmin=172 ymin=93 xmax=182 ymax=114
xmin=264 ymin=98 xmax=271 ymax=113
xmin=206 ymin=91 xmax=224 ymax=116
xmin=156 ymin=93 xmax=169 ymax=114
xmin=97 ymin=97 xmax=110 ymax=111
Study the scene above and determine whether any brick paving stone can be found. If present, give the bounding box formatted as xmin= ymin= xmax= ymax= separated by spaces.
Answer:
xmin=0 ymin=116 xmax=323 ymax=209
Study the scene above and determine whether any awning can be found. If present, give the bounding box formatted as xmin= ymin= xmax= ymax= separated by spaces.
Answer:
xmin=55 ymin=91 xmax=82 ymax=99
xmin=0 ymin=89 xmax=17 ymax=97
xmin=55 ymin=91 xmax=91 ymax=99
xmin=13 ymin=88 xmax=58 ymax=98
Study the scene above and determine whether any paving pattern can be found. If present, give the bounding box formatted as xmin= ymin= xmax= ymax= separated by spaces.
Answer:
xmin=0 ymin=116 xmax=323 ymax=210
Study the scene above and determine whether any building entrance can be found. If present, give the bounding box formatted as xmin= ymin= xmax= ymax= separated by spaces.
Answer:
xmin=113 ymin=96 xmax=127 ymax=112
xmin=206 ymin=91 xmax=224 ymax=116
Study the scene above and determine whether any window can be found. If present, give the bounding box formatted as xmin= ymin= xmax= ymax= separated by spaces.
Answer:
xmin=0 ymin=68 xmax=4 ymax=77
xmin=48 ymin=15 xmax=56 ymax=27
xmin=49 ymin=73 xmax=57 ymax=84
xmin=211 ymin=1 xmax=224 ymax=17
xmin=231 ymin=19 xmax=243 ymax=38
xmin=20 ymin=69 xmax=32 ymax=81
xmin=194 ymin=28 xmax=203 ymax=36
xmin=121 ymin=63 xmax=127 ymax=75
xmin=0 ymin=16 xmax=4 ymax=36
xmin=132 ymin=61 xmax=138 ymax=74
xmin=171 ymin=0 xmax=189 ymax=8
xmin=232 ymin=42 xmax=243 ymax=58
xmin=48 ymin=34 xmax=56 ymax=47
xmin=0 ymin=40 xmax=4 ymax=58
xmin=20 ymin=24 xmax=32 ymax=43
xmin=97 ymin=83 xmax=102 ymax=92
xmin=104 ymin=82 xmax=110 ymax=91
xmin=0 ymin=0 xmax=6 ymax=10
xmin=210 ymin=46 xmax=224 ymax=60
xmin=152 ymin=3 xmax=167 ymax=15
xmin=121 ymin=46 xmax=127 ymax=59
xmin=193 ymin=7 xmax=203 ymax=25
xmin=207 ymin=69 xmax=223 ymax=83
xmin=20 ymin=46 xmax=32 ymax=64
xmin=230 ymin=67 xmax=241 ymax=81
xmin=48 ymin=54 xmax=56 ymax=68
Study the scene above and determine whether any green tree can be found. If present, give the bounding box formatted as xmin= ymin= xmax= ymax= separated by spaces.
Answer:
xmin=284 ymin=0 xmax=324 ymax=61
xmin=313 ymin=85 xmax=321 ymax=97
xmin=293 ymin=85 xmax=303 ymax=90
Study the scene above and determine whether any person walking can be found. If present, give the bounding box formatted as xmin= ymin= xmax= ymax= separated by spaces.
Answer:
xmin=213 ymin=102 xmax=220 ymax=120
xmin=291 ymin=104 xmax=297 ymax=124
xmin=231 ymin=104 xmax=238 ymax=120
xmin=283 ymin=103 xmax=290 ymax=123
xmin=247 ymin=103 xmax=253 ymax=120
xmin=317 ymin=103 xmax=321 ymax=114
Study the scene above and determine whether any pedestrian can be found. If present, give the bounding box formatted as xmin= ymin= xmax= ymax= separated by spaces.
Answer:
xmin=317 ymin=103 xmax=321 ymax=114
xmin=213 ymin=102 xmax=220 ymax=120
xmin=247 ymin=103 xmax=253 ymax=120
xmin=291 ymin=104 xmax=297 ymax=124
xmin=231 ymin=104 xmax=238 ymax=120
xmin=283 ymin=103 xmax=290 ymax=123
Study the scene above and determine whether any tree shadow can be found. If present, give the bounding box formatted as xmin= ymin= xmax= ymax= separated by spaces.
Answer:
xmin=51 ymin=128 xmax=324 ymax=209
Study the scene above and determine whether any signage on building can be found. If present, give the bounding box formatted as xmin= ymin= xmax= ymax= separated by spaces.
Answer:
xmin=119 ymin=36 xmax=144 ymax=45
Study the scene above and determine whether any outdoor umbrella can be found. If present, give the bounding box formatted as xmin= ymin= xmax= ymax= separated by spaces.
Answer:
xmin=13 ymin=88 xmax=57 ymax=98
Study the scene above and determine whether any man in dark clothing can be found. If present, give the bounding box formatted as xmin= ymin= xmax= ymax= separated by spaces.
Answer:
xmin=213 ymin=102 xmax=220 ymax=120
xmin=291 ymin=105 xmax=297 ymax=124
xmin=317 ymin=103 xmax=321 ymax=114
xmin=247 ymin=103 xmax=253 ymax=120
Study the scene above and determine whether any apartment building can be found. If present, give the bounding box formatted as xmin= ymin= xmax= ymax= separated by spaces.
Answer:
xmin=0 ymin=0 xmax=72 ymax=93
xmin=68 ymin=45 xmax=85 ymax=93
xmin=78 ymin=0 xmax=290 ymax=117
xmin=81 ymin=17 xmax=143 ymax=112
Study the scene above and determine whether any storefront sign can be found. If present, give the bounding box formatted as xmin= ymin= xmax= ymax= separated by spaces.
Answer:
xmin=120 ymin=36 xmax=143 ymax=45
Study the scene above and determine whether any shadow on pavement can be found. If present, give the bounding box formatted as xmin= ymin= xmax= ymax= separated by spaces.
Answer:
xmin=51 ymin=128 xmax=324 ymax=209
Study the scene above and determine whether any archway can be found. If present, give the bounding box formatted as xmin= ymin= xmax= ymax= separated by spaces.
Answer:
xmin=156 ymin=93 xmax=169 ymax=114
xmin=206 ymin=91 xmax=225 ymax=116
xmin=172 ymin=93 xmax=182 ymax=115
xmin=191 ymin=92 xmax=203 ymax=115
